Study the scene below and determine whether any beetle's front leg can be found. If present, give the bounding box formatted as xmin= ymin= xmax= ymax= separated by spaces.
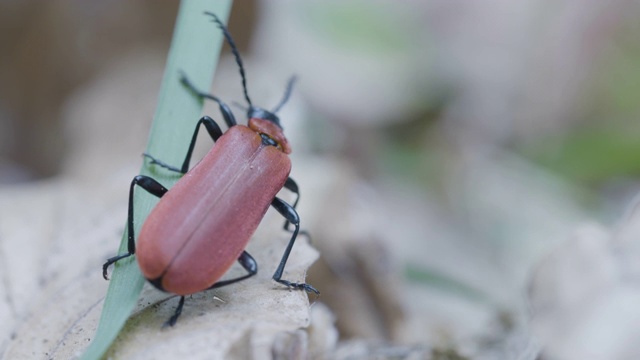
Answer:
xmin=180 ymin=71 xmax=237 ymax=129
xmin=144 ymin=116 xmax=224 ymax=175
xmin=103 ymin=175 xmax=168 ymax=280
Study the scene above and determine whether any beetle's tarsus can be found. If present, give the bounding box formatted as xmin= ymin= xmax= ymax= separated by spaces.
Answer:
xmin=102 ymin=253 xmax=133 ymax=280
xmin=102 ymin=261 xmax=111 ymax=280
xmin=179 ymin=71 xmax=205 ymax=100
xmin=278 ymin=279 xmax=320 ymax=296
xmin=144 ymin=153 xmax=182 ymax=173
xmin=162 ymin=317 xmax=178 ymax=328
xmin=178 ymin=70 xmax=188 ymax=85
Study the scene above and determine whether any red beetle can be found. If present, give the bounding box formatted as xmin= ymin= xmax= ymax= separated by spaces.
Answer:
xmin=103 ymin=12 xmax=318 ymax=326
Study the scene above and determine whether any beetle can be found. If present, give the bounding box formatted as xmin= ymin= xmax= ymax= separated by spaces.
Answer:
xmin=102 ymin=12 xmax=318 ymax=327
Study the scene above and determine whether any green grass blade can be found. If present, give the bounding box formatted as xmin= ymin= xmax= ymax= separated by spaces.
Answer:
xmin=81 ymin=1 xmax=232 ymax=359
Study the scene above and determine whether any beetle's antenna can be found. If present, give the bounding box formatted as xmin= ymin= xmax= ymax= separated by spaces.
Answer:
xmin=204 ymin=11 xmax=252 ymax=107
xmin=272 ymin=76 xmax=297 ymax=113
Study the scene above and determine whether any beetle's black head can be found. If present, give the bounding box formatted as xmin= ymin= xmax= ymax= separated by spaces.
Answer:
xmin=248 ymin=106 xmax=281 ymax=128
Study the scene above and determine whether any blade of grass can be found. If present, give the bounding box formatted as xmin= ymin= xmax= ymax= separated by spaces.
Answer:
xmin=81 ymin=1 xmax=232 ymax=359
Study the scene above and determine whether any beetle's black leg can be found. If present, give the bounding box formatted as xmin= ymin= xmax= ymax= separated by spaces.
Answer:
xmin=161 ymin=252 xmax=257 ymax=327
xmin=103 ymin=175 xmax=168 ymax=280
xmin=163 ymin=296 xmax=185 ymax=328
xmin=282 ymin=177 xmax=300 ymax=232
xmin=144 ymin=116 xmax=224 ymax=174
xmin=208 ymin=251 xmax=258 ymax=289
xmin=178 ymin=116 xmax=224 ymax=173
xmin=270 ymin=197 xmax=319 ymax=295
xmin=142 ymin=153 xmax=181 ymax=173
xmin=281 ymin=178 xmax=311 ymax=241
xmin=180 ymin=71 xmax=237 ymax=129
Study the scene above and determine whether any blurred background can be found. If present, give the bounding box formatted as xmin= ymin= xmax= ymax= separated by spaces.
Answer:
xmin=2 ymin=0 xmax=640 ymax=358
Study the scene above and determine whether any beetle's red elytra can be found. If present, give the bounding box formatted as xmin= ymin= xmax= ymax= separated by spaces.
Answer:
xmin=102 ymin=12 xmax=318 ymax=327
xmin=137 ymin=123 xmax=291 ymax=295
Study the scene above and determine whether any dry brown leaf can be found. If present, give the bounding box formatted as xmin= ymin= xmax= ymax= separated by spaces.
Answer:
xmin=1 ymin=175 xmax=321 ymax=359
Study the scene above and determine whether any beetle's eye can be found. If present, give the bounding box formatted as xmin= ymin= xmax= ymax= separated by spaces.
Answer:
xmin=260 ymin=133 xmax=280 ymax=149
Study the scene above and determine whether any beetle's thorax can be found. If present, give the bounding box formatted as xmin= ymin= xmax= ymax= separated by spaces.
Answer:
xmin=247 ymin=106 xmax=280 ymax=125
xmin=248 ymin=117 xmax=292 ymax=154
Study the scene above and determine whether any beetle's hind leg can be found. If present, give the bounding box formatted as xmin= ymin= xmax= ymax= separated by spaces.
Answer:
xmin=161 ymin=252 xmax=258 ymax=327
xmin=163 ymin=296 xmax=186 ymax=328
xmin=270 ymin=197 xmax=319 ymax=295
xmin=103 ymin=175 xmax=168 ymax=280
xmin=208 ymin=251 xmax=258 ymax=289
